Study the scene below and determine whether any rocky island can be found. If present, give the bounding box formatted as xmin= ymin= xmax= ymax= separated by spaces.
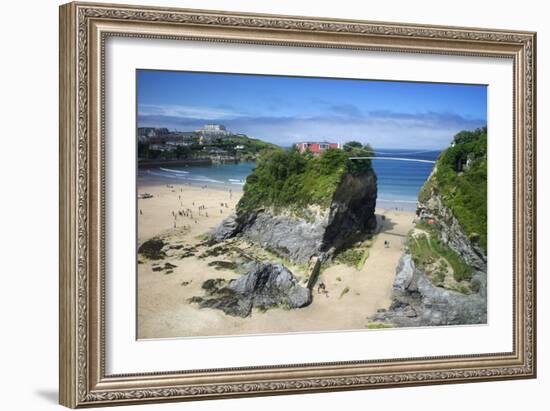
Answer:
xmin=191 ymin=144 xmax=378 ymax=316
xmin=214 ymin=145 xmax=378 ymax=262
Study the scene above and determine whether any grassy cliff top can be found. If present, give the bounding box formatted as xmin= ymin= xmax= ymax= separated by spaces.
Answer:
xmin=419 ymin=127 xmax=487 ymax=251
xmin=237 ymin=142 xmax=374 ymax=213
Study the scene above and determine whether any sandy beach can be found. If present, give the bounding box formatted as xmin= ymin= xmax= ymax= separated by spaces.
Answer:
xmin=137 ymin=179 xmax=416 ymax=339
xmin=137 ymin=180 xmax=240 ymax=244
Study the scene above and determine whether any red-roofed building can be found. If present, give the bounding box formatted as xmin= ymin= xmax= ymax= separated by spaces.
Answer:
xmin=295 ymin=141 xmax=341 ymax=154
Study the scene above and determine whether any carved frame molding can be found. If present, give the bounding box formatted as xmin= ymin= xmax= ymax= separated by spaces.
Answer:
xmin=59 ymin=2 xmax=536 ymax=408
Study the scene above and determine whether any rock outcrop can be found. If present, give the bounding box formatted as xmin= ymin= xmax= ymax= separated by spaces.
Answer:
xmin=190 ymin=262 xmax=312 ymax=317
xmin=138 ymin=237 xmax=166 ymax=260
xmin=213 ymin=169 xmax=377 ymax=264
xmin=373 ymin=255 xmax=486 ymax=327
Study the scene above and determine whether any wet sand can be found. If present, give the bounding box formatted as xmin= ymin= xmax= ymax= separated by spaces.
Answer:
xmin=137 ymin=181 xmax=415 ymax=339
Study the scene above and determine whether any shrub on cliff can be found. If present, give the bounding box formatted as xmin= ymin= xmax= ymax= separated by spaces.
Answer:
xmin=431 ymin=127 xmax=487 ymax=251
xmin=237 ymin=143 xmax=374 ymax=213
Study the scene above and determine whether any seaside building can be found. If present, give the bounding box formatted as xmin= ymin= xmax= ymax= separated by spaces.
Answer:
xmin=295 ymin=141 xmax=341 ymax=154
xmin=195 ymin=124 xmax=232 ymax=143
xmin=142 ymin=131 xmax=196 ymax=145
xmin=137 ymin=127 xmax=171 ymax=143
xmin=137 ymin=127 xmax=170 ymax=138
xmin=204 ymin=146 xmax=228 ymax=155
xmin=203 ymin=124 xmax=227 ymax=132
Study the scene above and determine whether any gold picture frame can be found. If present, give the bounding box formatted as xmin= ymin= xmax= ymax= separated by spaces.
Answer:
xmin=59 ymin=1 xmax=537 ymax=408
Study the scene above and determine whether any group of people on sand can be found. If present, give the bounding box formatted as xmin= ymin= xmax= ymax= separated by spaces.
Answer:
xmin=170 ymin=204 xmax=213 ymax=228
xmin=170 ymin=207 xmax=196 ymax=229
xmin=170 ymin=186 xmax=232 ymax=229
xmin=138 ymin=184 xmax=236 ymax=231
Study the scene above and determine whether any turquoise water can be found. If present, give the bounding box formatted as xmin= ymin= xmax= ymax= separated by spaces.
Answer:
xmin=139 ymin=162 xmax=255 ymax=188
xmin=371 ymin=149 xmax=439 ymax=209
xmin=138 ymin=149 xmax=440 ymax=210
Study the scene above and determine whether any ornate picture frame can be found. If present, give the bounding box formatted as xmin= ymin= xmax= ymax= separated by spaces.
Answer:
xmin=59 ymin=1 xmax=536 ymax=408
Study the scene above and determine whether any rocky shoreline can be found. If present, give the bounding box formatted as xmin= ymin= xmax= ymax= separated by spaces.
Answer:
xmin=372 ymin=254 xmax=486 ymax=327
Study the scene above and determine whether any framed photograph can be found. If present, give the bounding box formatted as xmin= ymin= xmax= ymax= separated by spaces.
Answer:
xmin=59 ymin=2 xmax=537 ymax=408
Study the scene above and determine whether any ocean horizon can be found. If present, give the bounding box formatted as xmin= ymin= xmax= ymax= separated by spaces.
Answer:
xmin=137 ymin=148 xmax=440 ymax=211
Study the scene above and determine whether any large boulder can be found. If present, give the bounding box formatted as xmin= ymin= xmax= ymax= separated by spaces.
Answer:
xmin=190 ymin=262 xmax=311 ymax=317
xmin=137 ymin=237 xmax=166 ymax=260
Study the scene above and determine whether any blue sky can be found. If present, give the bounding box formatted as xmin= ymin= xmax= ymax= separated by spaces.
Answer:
xmin=137 ymin=70 xmax=487 ymax=149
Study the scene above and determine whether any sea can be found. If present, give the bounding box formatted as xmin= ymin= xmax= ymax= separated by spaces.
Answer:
xmin=138 ymin=149 xmax=441 ymax=211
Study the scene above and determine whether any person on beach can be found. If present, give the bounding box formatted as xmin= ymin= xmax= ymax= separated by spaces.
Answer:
xmin=317 ymin=282 xmax=329 ymax=298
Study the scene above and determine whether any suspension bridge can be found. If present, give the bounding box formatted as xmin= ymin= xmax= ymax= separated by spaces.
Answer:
xmin=349 ymin=156 xmax=436 ymax=164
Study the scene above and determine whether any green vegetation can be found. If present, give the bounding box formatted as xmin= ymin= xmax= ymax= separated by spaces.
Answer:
xmin=407 ymin=222 xmax=473 ymax=283
xmin=366 ymin=322 xmax=393 ymax=329
xmin=226 ymin=135 xmax=279 ymax=159
xmin=335 ymin=244 xmax=370 ymax=270
xmin=358 ymin=248 xmax=370 ymax=268
xmin=339 ymin=286 xmax=350 ymax=299
xmin=237 ymin=143 xmax=374 ymax=213
xmin=421 ymin=127 xmax=487 ymax=251
xmin=336 ymin=248 xmax=364 ymax=268
xmin=334 ymin=237 xmax=372 ymax=270
xmin=138 ymin=133 xmax=277 ymax=161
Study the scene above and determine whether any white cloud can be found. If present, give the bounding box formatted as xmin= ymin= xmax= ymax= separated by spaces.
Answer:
xmin=138 ymin=104 xmax=246 ymax=120
xmin=138 ymin=106 xmax=486 ymax=149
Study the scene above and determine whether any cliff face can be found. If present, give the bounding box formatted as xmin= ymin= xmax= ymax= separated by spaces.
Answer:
xmin=417 ymin=184 xmax=487 ymax=274
xmin=213 ymin=145 xmax=378 ymax=264
xmin=323 ymin=171 xmax=378 ymax=253
xmin=374 ymin=128 xmax=487 ymax=327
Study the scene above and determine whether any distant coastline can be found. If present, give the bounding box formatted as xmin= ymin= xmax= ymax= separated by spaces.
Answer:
xmin=137 ymin=148 xmax=436 ymax=211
